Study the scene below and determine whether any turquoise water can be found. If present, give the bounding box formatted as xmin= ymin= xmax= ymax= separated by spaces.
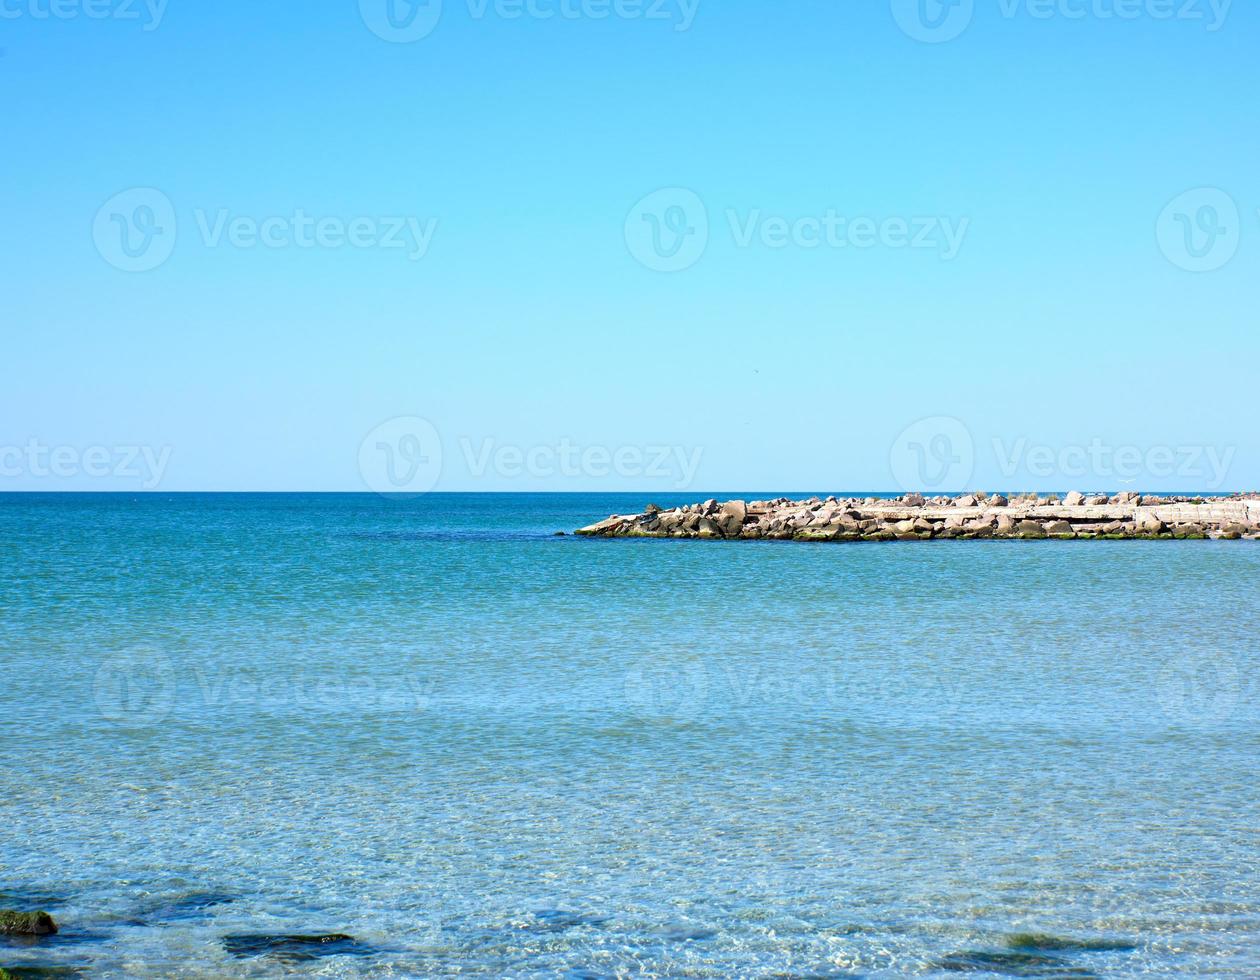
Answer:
xmin=2 ymin=493 xmax=1258 ymax=978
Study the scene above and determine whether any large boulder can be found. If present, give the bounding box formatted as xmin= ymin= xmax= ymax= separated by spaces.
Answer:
xmin=1063 ymin=491 xmax=1085 ymax=507
xmin=989 ymin=495 xmax=1009 ymax=508
xmin=697 ymin=517 xmax=722 ymax=539
xmin=1015 ymin=520 xmax=1047 ymax=539
xmin=718 ymin=499 xmax=747 ymax=535
xmin=903 ymin=493 xmax=926 ymax=506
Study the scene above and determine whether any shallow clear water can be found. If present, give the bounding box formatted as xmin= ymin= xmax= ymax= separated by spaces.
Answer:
xmin=1 ymin=493 xmax=1258 ymax=978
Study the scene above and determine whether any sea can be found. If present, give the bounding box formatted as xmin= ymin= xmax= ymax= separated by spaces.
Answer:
xmin=1 ymin=492 xmax=1258 ymax=978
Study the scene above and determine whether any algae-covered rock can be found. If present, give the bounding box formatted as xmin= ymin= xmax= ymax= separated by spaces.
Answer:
xmin=0 ymin=911 xmax=58 ymax=936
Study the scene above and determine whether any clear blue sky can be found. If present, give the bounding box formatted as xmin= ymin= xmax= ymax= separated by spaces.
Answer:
xmin=3 ymin=0 xmax=1256 ymax=492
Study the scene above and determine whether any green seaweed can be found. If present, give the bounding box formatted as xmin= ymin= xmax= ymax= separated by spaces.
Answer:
xmin=1006 ymin=932 xmax=1136 ymax=952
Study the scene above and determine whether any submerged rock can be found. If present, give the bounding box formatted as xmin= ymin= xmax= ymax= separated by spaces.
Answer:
xmin=0 ymin=912 xmax=57 ymax=937
xmin=222 ymin=933 xmax=377 ymax=961
xmin=934 ymin=949 xmax=1096 ymax=975
xmin=138 ymin=891 xmax=234 ymax=924
xmin=1006 ymin=932 xmax=1136 ymax=952
xmin=522 ymin=909 xmax=609 ymax=931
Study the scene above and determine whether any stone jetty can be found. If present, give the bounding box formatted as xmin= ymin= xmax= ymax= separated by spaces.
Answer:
xmin=576 ymin=492 xmax=1260 ymax=542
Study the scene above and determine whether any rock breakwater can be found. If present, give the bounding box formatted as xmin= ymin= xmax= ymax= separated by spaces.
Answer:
xmin=576 ymin=492 xmax=1260 ymax=542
